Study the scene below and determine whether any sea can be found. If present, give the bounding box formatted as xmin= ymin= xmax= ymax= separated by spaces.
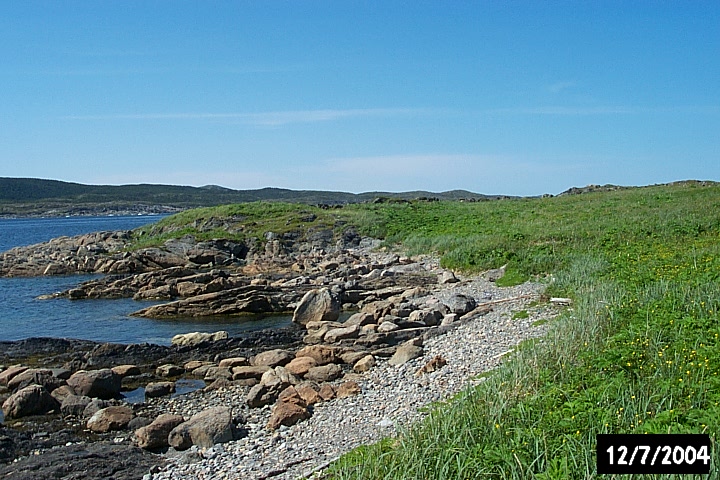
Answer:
xmin=0 ymin=215 xmax=293 ymax=346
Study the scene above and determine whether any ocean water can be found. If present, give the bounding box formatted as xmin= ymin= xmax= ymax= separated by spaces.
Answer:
xmin=0 ymin=215 xmax=293 ymax=345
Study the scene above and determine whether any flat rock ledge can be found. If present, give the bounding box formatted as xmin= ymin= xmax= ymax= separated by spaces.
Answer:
xmin=148 ymin=276 xmax=558 ymax=480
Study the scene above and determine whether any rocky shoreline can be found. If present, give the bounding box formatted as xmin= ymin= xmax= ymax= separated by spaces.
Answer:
xmin=1 ymin=228 xmax=560 ymax=479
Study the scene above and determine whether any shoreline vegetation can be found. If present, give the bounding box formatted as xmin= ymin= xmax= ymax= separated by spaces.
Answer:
xmin=1 ymin=179 xmax=719 ymax=477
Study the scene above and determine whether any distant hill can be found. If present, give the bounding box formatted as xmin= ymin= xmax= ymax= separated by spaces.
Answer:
xmin=0 ymin=177 xmax=508 ymax=217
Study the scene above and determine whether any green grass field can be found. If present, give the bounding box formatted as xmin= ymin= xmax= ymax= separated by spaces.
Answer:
xmin=329 ymin=182 xmax=720 ymax=479
xmin=133 ymin=181 xmax=720 ymax=478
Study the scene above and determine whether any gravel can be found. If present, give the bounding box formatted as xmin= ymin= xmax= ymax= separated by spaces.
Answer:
xmin=149 ymin=272 xmax=557 ymax=480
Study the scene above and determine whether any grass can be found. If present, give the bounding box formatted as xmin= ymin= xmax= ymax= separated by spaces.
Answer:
xmin=323 ymin=182 xmax=720 ymax=479
xmin=129 ymin=182 xmax=720 ymax=478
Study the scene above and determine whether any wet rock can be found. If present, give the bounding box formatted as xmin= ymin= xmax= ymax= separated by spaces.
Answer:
xmin=0 ymin=441 xmax=163 ymax=480
xmin=145 ymin=381 xmax=175 ymax=398
xmin=168 ymin=406 xmax=235 ymax=450
xmin=87 ymin=406 xmax=134 ymax=433
xmin=2 ymin=385 xmax=59 ymax=419
xmin=134 ymin=413 xmax=185 ymax=450
xmin=67 ymin=369 xmax=121 ymax=400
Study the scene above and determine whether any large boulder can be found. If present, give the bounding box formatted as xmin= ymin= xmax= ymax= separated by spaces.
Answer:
xmin=388 ymin=344 xmax=424 ymax=366
xmin=155 ymin=364 xmax=184 ymax=377
xmin=168 ymin=406 xmax=235 ymax=450
xmin=145 ymin=382 xmax=175 ymax=398
xmin=2 ymin=385 xmax=59 ymax=419
xmin=0 ymin=365 xmax=29 ymax=386
xmin=353 ymin=355 xmax=376 ymax=373
xmin=292 ymin=288 xmax=341 ymax=326
xmin=267 ymin=401 xmax=310 ymax=430
xmin=444 ymin=294 xmax=477 ymax=316
xmin=171 ymin=331 xmax=229 ymax=347
xmin=111 ymin=365 xmax=141 ymax=377
xmin=7 ymin=369 xmax=65 ymax=393
xmin=232 ymin=365 xmax=272 ymax=380
xmin=285 ymin=357 xmax=318 ymax=377
xmin=295 ymin=345 xmax=340 ymax=366
xmin=87 ymin=406 xmax=135 ymax=433
xmin=324 ymin=324 xmax=361 ymax=343
xmin=134 ymin=413 xmax=185 ymax=450
xmin=305 ymin=364 xmax=343 ymax=383
xmin=67 ymin=369 xmax=121 ymax=400
xmin=251 ymin=349 xmax=294 ymax=368
xmin=60 ymin=394 xmax=93 ymax=417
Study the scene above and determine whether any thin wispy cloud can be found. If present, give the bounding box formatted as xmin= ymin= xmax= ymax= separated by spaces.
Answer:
xmin=548 ymin=81 xmax=576 ymax=93
xmin=482 ymin=105 xmax=720 ymax=115
xmin=62 ymin=108 xmax=428 ymax=126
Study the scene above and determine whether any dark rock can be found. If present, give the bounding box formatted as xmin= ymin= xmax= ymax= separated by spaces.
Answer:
xmin=445 ymin=294 xmax=477 ymax=316
xmin=66 ymin=369 xmax=121 ymax=400
xmin=0 ymin=440 xmax=163 ymax=479
xmin=60 ymin=394 xmax=92 ymax=417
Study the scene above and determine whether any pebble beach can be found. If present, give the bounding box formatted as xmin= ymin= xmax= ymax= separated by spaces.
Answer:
xmin=149 ymin=276 xmax=557 ymax=480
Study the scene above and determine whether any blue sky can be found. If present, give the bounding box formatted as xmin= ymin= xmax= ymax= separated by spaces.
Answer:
xmin=1 ymin=1 xmax=718 ymax=196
